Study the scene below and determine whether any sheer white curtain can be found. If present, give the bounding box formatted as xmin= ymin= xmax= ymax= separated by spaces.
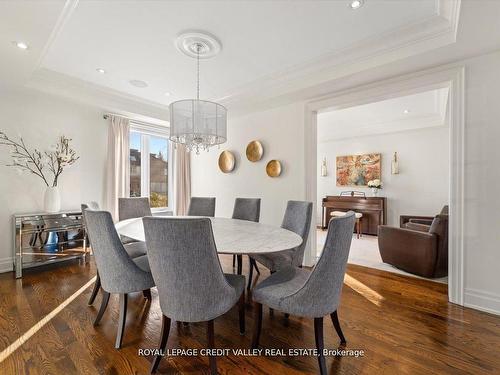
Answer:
xmin=173 ymin=144 xmax=191 ymax=215
xmin=105 ymin=116 xmax=130 ymax=221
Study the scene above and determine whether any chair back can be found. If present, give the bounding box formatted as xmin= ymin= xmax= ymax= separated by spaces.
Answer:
xmin=81 ymin=201 xmax=99 ymax=225
xmin=281 ymin=201 xmax=313 ymax=267
xmin=232 ymin=198 xmax=261 ymax=222
xmin=143 ymin=217 xmax=238 ymax=322
xmin=82 ymin=201 xmax=99 ymax=211
xmin=298 ymin=212 xmax=355 ymax=315
xmin=118 ymin=197 xmax=152 ymax=221
xmin=187 ymin=197 xmax=216 ymax=217
xmin=84 ymin=209 xmax=153 ymax=293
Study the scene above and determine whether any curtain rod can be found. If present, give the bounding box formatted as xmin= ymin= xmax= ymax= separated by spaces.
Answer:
xmin=103 ymin=113 xmax=168 ymax=128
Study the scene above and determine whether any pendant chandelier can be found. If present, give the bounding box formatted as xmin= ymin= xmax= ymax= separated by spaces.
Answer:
xmin=169 ymin=33 xmax=227 ymax=154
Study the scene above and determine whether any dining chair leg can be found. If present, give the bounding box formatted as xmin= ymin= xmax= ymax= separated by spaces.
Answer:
xmin=252 ymin=259 xmax=260 ymax=275
xmin=238 ymin=293 xmax=245 ymax=335
xmin=237 ymin=255 xmax=243 ymax=275
xmin=314 ymin=317 xmax=327 ymax=375
xmin=330 ymin=310 xmax=346 ymax=344
xmin=269 ymin=271 xmax=275 ymax=315
xmin=284 ymin=313 xmax=290 ymax=319
xmin=207 ymin=320 xmax=218 ymax=375
xmin=93 ymin=291 xmax=110 ymax=326
xmin=143 ymin=288 xmax=152 ymax=301
xmin=150 ymin=315 xmax=171 ymax=374
xmin=115 ymin=293 xmax=128 ymax=349
xmin=232 ymin=254 xmax=236 ymax=268
xmin=251 ymin=302 xmax=262 ymax=349
xmin=88 ymin=272 xmax=101 ymax=306
xmin=247 ymin=259 xmax=254 ymax=290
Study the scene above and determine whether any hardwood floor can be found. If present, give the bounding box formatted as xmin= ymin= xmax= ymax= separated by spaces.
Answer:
xmin=1 ymin=255 xmax=500 ymax=374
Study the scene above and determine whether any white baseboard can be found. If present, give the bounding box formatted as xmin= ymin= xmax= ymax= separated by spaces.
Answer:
xmin=464 ymin=288 xmax=500 ymax=316
xmin=0 ymin=257 xmax=13 ymax=274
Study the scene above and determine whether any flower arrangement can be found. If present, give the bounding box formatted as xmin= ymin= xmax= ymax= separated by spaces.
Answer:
xmin=367 ymin=179 xmax=382 ymax=189
xmin=0 ymin=131 xmax=79 ymax=187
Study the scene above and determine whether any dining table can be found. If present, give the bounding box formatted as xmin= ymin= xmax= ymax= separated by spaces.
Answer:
xmin=115 ymin=216 xmax=303 ymax=274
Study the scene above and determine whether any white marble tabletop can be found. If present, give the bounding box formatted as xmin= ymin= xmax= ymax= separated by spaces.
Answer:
xmin=115 ymin=217 xmax=303 ymax=254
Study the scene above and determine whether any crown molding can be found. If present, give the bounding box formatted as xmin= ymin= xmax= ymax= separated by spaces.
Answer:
xmin=24 ymin=0 xmax=461 ymax=119
xmin=26 ymin=68 xmax=169 ymax=121
xmin=318 ymin=112 xmax=447 ymax=142
xmin=33 ymin=0 xmax=80 ymax=73
xmin=218 ymin=0 xmax=461 ymax=110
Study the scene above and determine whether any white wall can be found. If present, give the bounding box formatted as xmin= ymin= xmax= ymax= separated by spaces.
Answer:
xmin=316 ymin=126 xmax=450 ymax=227
xmin=461 ymin=51 xmax=500 ymax=314
xmin=191 ymin=102 xmax=306 ymax=226
xmin=0 ymin=87 xmax=107 ymax=272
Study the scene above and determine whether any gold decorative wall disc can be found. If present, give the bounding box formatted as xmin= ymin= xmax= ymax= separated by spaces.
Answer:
xmin=246 ymin=140 xmax=263 ymax=162
xmin=266 ymin=160 xmax=282 ymax=177
xmin=218 ymin=150 xmax=235 ymax=173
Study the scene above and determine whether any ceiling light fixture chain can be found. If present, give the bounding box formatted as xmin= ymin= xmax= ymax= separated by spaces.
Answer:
xmin=196 ymin=43 xmax=201 ymax=101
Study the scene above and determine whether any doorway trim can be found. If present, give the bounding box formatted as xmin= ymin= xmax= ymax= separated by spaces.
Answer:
xmin=303 ymin=65 xmax=465 ymax=305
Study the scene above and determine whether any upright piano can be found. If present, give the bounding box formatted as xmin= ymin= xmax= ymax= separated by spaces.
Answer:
xmin=321 ymin=195 xmax=386 ymax=235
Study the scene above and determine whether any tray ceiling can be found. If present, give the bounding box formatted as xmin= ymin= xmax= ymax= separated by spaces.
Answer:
xmin=0 ymin=0 xmax=463 ymax=115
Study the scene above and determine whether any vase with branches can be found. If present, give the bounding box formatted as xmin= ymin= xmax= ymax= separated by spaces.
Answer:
xmin=0 ymin=131 xmax=79 ymax=212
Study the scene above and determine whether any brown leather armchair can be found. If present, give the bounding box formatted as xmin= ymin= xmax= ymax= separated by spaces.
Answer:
xmin=378 ymin=206 xmax=448 ymax=278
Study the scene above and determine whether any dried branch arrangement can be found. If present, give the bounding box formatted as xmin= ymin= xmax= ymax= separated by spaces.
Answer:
xmin=0 ymin=131 xmax=79 ymax=187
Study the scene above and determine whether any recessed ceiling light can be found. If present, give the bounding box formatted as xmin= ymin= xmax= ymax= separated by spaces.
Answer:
xmin=129 ymin=79 xmax=148 ymax=88
xmin=164 ymin=92 xmax=171 ymax=96
xmin=349 ymin=0 xmax=364 ymax=10
xmin=403 ymin=109 xmax=410 ymax=114
xmin=96 ymin=68 xmax=106 ymax=74
xmin=13 ymin=41 xmax=29 ymax=50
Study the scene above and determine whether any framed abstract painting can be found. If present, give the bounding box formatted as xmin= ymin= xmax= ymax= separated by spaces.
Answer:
xmin=336 ymin=153 xmax=381 ymax=187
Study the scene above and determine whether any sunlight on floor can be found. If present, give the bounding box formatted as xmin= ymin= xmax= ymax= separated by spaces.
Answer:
xmin=344 ymin=273 xmax=385 ymax=307
xmin=0 ymin=276 xmax=96 ymax=363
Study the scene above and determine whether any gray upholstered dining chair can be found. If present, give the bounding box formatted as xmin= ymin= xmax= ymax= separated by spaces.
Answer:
xmin=250 ymin=200 xmax=312 ymax=273
xmin=118 ymin=197 xmax=152 ymax=221
xmin=118 ymin=197 xmax=152 ymax=245
xmin=187 ymin=197 xmax=216 ymax=217
xmin=251 ymin=212 xmax=356 ymax=375
xmin=230 ymin=198 xmax=262 ymax=289
xmin=82 ymin=202 xmax=147 ymax=306
xmin=85 ymin=209 xmax=155 ymax=349
xmin=143 ymin=217 xmax=245 ymax=374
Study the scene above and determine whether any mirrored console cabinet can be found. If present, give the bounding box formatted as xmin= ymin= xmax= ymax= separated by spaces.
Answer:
xmin=13 ymin=210 xmax=88 ymax=278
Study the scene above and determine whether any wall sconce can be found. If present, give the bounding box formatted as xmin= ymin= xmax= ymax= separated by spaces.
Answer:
xmin=391 ymin=152 xmax=399 ymax=174
xmin=321 ymin=157 xmax=328 ymax=177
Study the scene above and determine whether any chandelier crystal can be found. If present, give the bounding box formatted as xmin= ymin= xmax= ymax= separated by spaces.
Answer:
xmin=169 ymin=42 xmax=227 ymax=154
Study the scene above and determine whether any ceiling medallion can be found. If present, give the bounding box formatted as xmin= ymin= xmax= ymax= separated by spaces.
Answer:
xmin=169 ymin=31 xmax=227 ymax=154
xmin=175 ymin=31 xmax=222 ymax=59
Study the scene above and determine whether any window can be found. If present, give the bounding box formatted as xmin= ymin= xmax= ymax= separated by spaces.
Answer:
xmin=130 ymin=132 xmax=142 ymax=197
xmin=149 ymin=136 xmax=168 ymax=208
xmin=129 ymin=125 xmax=170 ymax=209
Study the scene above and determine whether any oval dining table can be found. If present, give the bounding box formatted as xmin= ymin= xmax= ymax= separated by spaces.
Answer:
xmin=115 ymin=216 xmax=303 ymax=276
